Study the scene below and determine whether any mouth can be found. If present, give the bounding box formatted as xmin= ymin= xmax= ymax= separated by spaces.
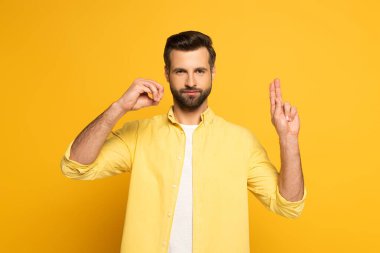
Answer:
xmin=182 ymin=90 xmax=200 ymax=95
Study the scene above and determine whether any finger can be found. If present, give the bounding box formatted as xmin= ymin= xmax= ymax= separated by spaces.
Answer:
xmin=283 ymin=102 xmax=291 ymax=121
xmin=149 ymin=98 xmax=160 ymax=106
xmin=144 ymin=79 xmax=163 ymax=93
xmin=274 ymin=97 xmax=282 ymax=117
xmin=141 ymin=87 xmax=153 ymax=98
xmin=144 ymin=79 xmax=164 ymax=99
xmin=140 ymin=94 xmax=159 ymax=107
xmin=148 ymin=79 xmax=164 ymax=93
xmin=290 ymin=106 xmax=298 ymax=121
xmin=136 ymin=84 xmax=153 ymax=98
xmin=269 ymin=81 xmax=276 ymax=116
xmin=134 ymin=83 xmax=152 ymax=95
xmin=142 ymin=81 xmax=159 ymax=101
xmin=274 ymin=78 xmax=282 ymax=103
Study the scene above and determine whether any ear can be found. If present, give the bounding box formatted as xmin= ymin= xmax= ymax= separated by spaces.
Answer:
xmin=211 ymin=65 xmax=216 ymax=80
xmin=164 ymin=66 xmax=169 ymax=82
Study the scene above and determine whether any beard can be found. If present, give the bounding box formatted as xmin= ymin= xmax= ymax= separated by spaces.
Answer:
xmin=169 ymin=82 xmax=212 ymax=111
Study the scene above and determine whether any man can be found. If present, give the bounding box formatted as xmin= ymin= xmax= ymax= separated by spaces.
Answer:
xmin=61 ymin=30 xmax=306 ymax=253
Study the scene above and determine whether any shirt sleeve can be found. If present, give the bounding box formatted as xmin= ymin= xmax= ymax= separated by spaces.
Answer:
xmin=60 ymin=119 xmax=139 ymax=180
xmin=246 ymin=131 xmax=307 ymax=219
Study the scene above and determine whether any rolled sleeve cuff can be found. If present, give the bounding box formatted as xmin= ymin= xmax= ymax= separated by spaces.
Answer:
xmin=60 ymin=141 xmax=98 ymax=178
xmin=276 ymin=185 xmax=307 ymax=205
xmin=272 ymin=186 xmax=307 ymax=218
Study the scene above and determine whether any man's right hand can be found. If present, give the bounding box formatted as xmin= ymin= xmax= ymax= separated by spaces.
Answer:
xmin=116 ymin=78 xmax=165 ymax=112
xmin=68 ymin=78 xmax=164 ymax=165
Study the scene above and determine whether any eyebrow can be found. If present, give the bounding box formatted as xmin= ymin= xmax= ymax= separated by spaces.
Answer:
xmin=173 ymin=67 xmax=208 ymax=72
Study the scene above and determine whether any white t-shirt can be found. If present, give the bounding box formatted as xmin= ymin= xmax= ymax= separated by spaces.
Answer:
xmin=168 ymin=123 xmax=198 ymax=253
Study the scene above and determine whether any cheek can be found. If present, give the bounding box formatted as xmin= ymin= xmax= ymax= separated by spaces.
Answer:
xmin=170 ymin=75 xmax=185 ymax=84
xmin=169 ymin=75 xmax=183 ymax=89
xmin=197 ymin=74 xmax=211 ymax=83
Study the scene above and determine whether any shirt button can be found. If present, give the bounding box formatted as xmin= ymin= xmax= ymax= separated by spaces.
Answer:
xmin=162 ymin=241 xmax=167 ymax=246
xmin=172 ymin=184 xmax=177 ymax=188
xmin=167 ymin=212 xmax=172 ymax=217
xmin=177 ymin=156 xmax=181 ymax=160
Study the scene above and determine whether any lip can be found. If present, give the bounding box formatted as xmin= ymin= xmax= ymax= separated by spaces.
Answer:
xmin=183 ymin=90 xmax=200 ymax=94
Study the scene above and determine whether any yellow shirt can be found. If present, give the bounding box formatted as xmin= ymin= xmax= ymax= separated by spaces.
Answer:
xmin=61 ymin=105 xmax=307 ymax=253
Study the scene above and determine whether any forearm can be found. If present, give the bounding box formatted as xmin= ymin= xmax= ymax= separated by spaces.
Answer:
xmin=278 ymin=135 xmax=304 ymax=201
xmin=69 ymin=101 xmax=128 ymax=164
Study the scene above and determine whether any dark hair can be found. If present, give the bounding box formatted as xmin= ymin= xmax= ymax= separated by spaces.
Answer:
xmin=164 ymin=30 xmax=216 ymax=72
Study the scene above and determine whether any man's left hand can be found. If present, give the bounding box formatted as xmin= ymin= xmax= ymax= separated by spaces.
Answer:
xmin=269 ymin=78 xmax=300 ymax=138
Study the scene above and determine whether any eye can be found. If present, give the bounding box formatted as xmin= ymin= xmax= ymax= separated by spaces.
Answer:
xmin=196 ymin=69 xmax=205 ymax=73
xmin=176 ymin=70 xmax=184 ymax=74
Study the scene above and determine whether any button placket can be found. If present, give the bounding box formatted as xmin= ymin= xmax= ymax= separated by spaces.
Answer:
xmin=192 ymin=123 xmax=203 ymax=253
xmin=164 ymin=126 xmax=186 ymax=252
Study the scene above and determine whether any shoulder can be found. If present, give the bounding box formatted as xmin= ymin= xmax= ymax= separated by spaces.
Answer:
xmin=213 ymin=114 xmax=261 ymax=147
xmin=113 ymin=118 xmax=140 ymax=138
xmin=213 ymin=114 xmax=253 ymax=137
xmin=138 ymin=113 xmax=167 ymax=129
xmin=117 ymin=112 xmax=168 ymax=134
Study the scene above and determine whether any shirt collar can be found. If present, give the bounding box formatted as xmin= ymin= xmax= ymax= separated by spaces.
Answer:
xmin=167 ymin=105 xmax=215 ymax=126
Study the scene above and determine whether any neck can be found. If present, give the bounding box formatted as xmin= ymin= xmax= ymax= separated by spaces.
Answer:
xmin=172 ymin=101 xmax=208 ymax=125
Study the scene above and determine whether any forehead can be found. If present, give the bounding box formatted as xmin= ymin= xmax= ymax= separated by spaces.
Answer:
xmin=169 ymin=47 xmax=210 ymax=69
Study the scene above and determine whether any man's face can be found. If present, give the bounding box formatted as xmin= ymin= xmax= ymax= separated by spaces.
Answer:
xmin=165 ymin=47 xmax=215 ymax=111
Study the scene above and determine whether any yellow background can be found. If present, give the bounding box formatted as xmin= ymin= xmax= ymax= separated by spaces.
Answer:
xmin=1 ymin=0 xmax=379 ymax=252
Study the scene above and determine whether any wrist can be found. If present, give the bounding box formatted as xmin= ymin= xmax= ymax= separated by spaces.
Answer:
xmin=112 ymin=100 xmax=130 ymax=115
xmin=279 ymin=134 xmax=299 ymax=146
xmin=100 ymin=102 xmax=128 ymax=128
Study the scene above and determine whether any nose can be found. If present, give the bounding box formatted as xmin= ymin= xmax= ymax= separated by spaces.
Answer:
xmin=185 ymin=73 xmax=196 ymax=87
